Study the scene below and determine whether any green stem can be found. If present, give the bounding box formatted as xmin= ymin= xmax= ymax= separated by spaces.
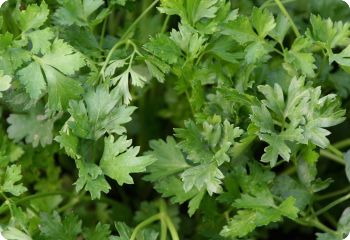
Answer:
xmin=328 ymin=145 xmax=343 ymax=157
xmin=165 ymin=215 xmax=180 ymax=240
xmin=57 ymin=192 xmax=84 ymax=213
xmin=263 ymin=0 xmax=296 ymax=8
xmin=0 ymin=191 xmax=70 ymax=215
xmin=310 ymin=219 xmax=337 ymax=236
xmin=100 ymin=0 xmax=160 ymax=80
xmin=293 ymin=218 xmax=337 ymax=235
xmin=316 ymin=193 xmax=350 ymax=216
xmin=320 ymin=149 xmax=345 ymax=165
xmin=159 ymin=200 xmax=168 ymax=240
xmin=273 ymin=0 xmax=300 ymax=37
xmin=130 ymin=214 xmax=161 ymax=240
xmin=185 ymin=90 xmax=195 ymax=116
xmin=315 ymin=186 xmax=350 ymax=201
xmin=99 ymin=17 xmax=108 ymax=49
xmin=333 ymin=138 xmax=350 ymax=149
xmin=161 ymin=15 xmax=170 ymax=33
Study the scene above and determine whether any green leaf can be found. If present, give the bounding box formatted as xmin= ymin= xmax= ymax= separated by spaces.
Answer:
xmin=307 ymin=14 xmax=350 ymax=49
xmin=17 ymin=62 xmax=46 ymax=100
xmin=338 ymin=207 xmax=350 ymax=235
xmin=220 ymin=210 xmax=257 ymax=238
xmin=26 ymin=28 xmax=55 ymax=54
xmin=2 ymin=227 xmax=32 ymax=240
xmin=189 ymin=0 xmax=219 ymax=24
xmin=111 ymin=68 xmax=149 ymax=104
xmin=54 ymin=0 xmax=105 ymax=27
xmin=55 ymin=129 xmax=80 ymax=160
xmin=272 ymin=175 xmax=311 ymax=210
xmin=170 ymin=24 xmax=207 ymax=59
xmin=277 ymin=196 xmax=299 ymax=219
xmin=0 ymin=71 xmax=12 ymax=95
xmin=244 ymin=41 xmax=272 ymax=64
xmin=251 ymin=7 xmax=276 ymax=38
xmin=39 ymin=212 xmax=82 ymax=240
xmin=181 ymin=163 xmax=224 ymax=195
xmin=75 ymin=161 xmax=111 ymax=199
xmin=100 ymin=135 xmax=155 ymax=185
xmin=83 ymin=223 xmax=111 ymax=240
xmin=40 ymin=39 xmax=85 ymax=76
xmin=284 ymin=37 xmax=316 ymax=77
xmin=316 ymin=233 xmax=341 ymax=240
xmin=345 ymin=150 xmax=350 ymax=182
xmin=17 ymin=39 xmax=85 ymax=110
xmin=0 ymin=165 xmax=27 ymax=196
xmin=7 ymin=112 xmax=54 ymax=147
xmin=14 ymin=2 xmax=49 ymax=32
xmin=67 ymin=86 xmax=135 ymax=140
xmin=222 ymin=16 xmax=257 ymax=44
xmin=158 ymin=0 xmax=185 ymax=18
xmin=269 ymin=15 xmax=290 ymax=43
xmin=112 ymin=222 xmax=132 ymax=240
xmin=143 ymin=34 xmax=182 ymax=64
xmin=145 ymin=137 xmax=190 ymax=181
xmin=330 ymin=45 xmax=350 ymax=66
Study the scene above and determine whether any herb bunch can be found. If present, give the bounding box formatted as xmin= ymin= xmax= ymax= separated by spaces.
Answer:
xmin=1 ymin=0 xmax=350 ymax=239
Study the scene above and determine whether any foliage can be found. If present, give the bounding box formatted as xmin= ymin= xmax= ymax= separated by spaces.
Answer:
xmin=1 ymin=0 xmax=350 ymax=239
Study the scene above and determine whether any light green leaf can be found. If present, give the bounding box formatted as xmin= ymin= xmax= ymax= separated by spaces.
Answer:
xmin=222 ymin=16 xmax=257 ymax=44
xmin=181 ymin=163 xmax=224 ymax=195
xmin=220 ymin=210 xmax=256 ymax=238
xmin=54 ymin=0 xmax=105 ymax=27
xmin=15 ymin=2 xmax=49 ymax=32
xmin=100 ymin=135 xmax=155 ymax=185
xmin=1 ymin=165 xmax=27 ymax=196
xmin=7 ymin=112 xmax=54 ymax=147
xmin=145 ymin=137 xmax=190 ymax=181
xmin=17 ymin=62 xmax=46 ymax=100
xmin=67 ymin=86 xmax=135 ymax=140
xmin=26 ymin=28 xmax=55 ymax=54
xmin=75 ymin=161 xmax=110 ymax=199
xmin=251 ymin=7 xmax=276 ymax=38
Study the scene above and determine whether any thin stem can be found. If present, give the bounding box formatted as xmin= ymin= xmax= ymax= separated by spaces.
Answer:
xmin=165 ymin=215 xmax=180 ymax=240
xmin=159 ymin=200 xmax=168 ymax=240
xmin=333 ymin=138 xmax=350 ymax=149
xmin=315 ymin=193 xmax=350 ymax=216
xmin=185 ymin=90 xmax=195 ymax=116
xmin=57 ymin=192 xmax=84 ymax=213
xmin=273 ymin=0 xmax=300 ymax=37
xmin=320 ymin=149 xmax=345 ymax=165
xmin=315 ymin=186 xmax=350 ymax=201
xmin=263 ymin=0 xmax=296 ymax=8
xmin=328 ymin=144 xmax=344 ymax=157
xmin=0 ymin=191 xmax=70 ymax=215
xmin=311 ymin=219 xmax=337 ymax=235
xmin=130 ymin=214 xmax=161 ymax=240
xmin=161 ymin=15 xmax=170 ymax=33
xmin=100 ymin=0 xmax=160 ymax=80
xmin=323 ymin=211 xmax=338 ymax=228
xmin=99 ymin=17 xmax=108 ymax=49
xmin=293 ymin=218 xmax=337 ymax=236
